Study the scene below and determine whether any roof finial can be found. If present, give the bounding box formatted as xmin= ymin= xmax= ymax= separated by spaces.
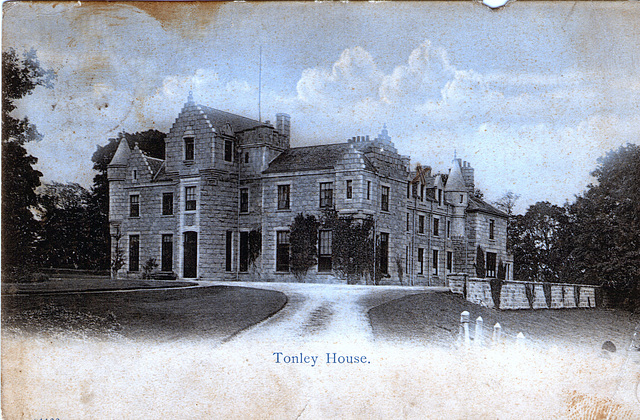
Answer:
xmin=187 ymin=91 xmax=194 ymax=104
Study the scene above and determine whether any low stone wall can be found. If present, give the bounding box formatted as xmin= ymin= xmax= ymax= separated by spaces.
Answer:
xmin=448 ymin=274 xmax=598 ymax=309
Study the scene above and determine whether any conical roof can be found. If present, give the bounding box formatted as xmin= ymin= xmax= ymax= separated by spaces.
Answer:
xmin=109 ymin=138 xmax=130 ymax=166
xmin=445 ymin=158 xmax=467 ymax=192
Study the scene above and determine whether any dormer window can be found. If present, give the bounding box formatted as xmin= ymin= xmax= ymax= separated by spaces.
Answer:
xmin=132 ymin=169 xmax=137 ymax=181
xmin=184 ymin=137 xmax=195 ymax=161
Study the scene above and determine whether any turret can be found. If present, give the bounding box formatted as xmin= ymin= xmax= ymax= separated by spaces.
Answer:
xmin=445 ymin=158 xmax=469 ymax=236
xmin=107 ymin=139 xmax=130 ymax=224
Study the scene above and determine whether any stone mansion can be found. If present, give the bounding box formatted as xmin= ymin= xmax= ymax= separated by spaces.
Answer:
xmin=108 ymin=94 xmax=512 ymax=285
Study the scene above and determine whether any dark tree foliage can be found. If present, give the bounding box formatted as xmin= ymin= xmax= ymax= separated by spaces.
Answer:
xmin=510 ymin=201 xmax=568 ymax=282
xmin=38 ymin=183 xmax=93 ymax=268
xmin=88 ymin=130 xmax=166 ymax=270
xmin=2 ymin=48 xmax=55 ymax=267
xmin=322 ymin=210 xmax=375 ymax=285
xmin=562 ymin=144 xmax=640 ymax=307
xmin=289 ymin=213 xmax=319 ymax=281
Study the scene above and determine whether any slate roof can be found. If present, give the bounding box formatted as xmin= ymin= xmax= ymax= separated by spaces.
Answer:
xmin=152 ymin=162 xmax=171 ymax=182
xmin=263 ymin=143 xmax=376 ymax=174
xmin=199 ymin=105 xmax=263 ymax=133
xmin=144 ymin=155 xmax=164 ymax=176
xmin=467 ymin=197 xmax=508 ymax=218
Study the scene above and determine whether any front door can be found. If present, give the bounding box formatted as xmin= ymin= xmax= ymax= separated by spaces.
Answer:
xmin=183 ymin=231 xmax=197 ymax=278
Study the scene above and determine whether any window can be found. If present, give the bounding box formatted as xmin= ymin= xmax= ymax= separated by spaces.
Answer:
xmin=418 ymin=215 xmax=425 ymax=234
xmin=129 ymin=195 xmax=140 ymax=217
xmin=225 ymin=231 xmax=233 ymax=272
xmin=366 ymin=181 xmax=371 ymax=200
xmin=319 ymin=182 xmax=333 ymax=208
xmin=486 ymin=252 xmax=497 ymax=278
xmin=245 ymin=152 xmax=250 ymax=163
xmin=129 ymin=235 xmax=139 ymax=272
xmin=406 ymin=213 xmax=410 ymax=232
xmin=407 ymin=182 xmax=411 ymax=199
xmin=184 ymin=137 xmax=194 ymax=161
xmin=489 ymin=219 xmax=495 ymax=240
xmin=346 ymin=180 xmax=353 ymax=199
xmin=438 ymin=189 xmax=443 ymax=206
xmin=318 ymin=230 xmax=332 ymax=272
xmin=278 ymin=185 xmax=290 ymax=210
xmin=432 ymin=249 xmax=439 ymax=275
xmin=460 ymin=194 xmax=464 ymax=204
xmin=379 ymin=232 xmax=389 ymax=274
xmin=420 ymin=185 xmax=424 ymax=201
xmin=447 ymin=251 xmax=453 ymax=273
xmin=132 ymin=169 xmax=137 ymax=181
xmin=185 ymin=186 xmax=196 ymax=211
xmin=381 ymin=186 xmax=389 ymax=212
xmin=162 ymin=193 xmax=173 ymax=216
xmin=433 ymin=218 xmax=440 ymax=236
xmin=418 ymin=248 xmax=424 ymax=275
xmin=276 ymin=231 xmax=290 ymax=272
xmin=161 ymin=234 xmax=173 ymax=272
xmin=447 ymin=220 xmax=451 ymax=238
xmin=224 ymin=139 xmax=233 ymax=162
xmin=240 ymin=231 xmax=249 ymax=272
xmin=240 ymin=188 xmax=249 ymax=213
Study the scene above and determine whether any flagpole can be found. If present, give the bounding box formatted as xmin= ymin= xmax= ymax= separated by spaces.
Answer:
xmin=259 ymin=46 xmax=262 ymax=122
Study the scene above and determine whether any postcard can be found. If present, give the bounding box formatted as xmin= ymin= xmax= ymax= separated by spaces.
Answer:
xmin=2 ymin=1 xmax=640 ymax=418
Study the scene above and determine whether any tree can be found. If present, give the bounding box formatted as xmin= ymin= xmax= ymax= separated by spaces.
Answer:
xmin=494 ymin=190 xmax=520 ymax=252
xmin=563 ymin=144 xmax=640 ymax=307
xmin=38 ymin=182 xmax=92 ymax=268
xmin=510 ymin=201 xmax=568 ymax=282
xmin=2 ymin=48 xmax=55 ymax=267
xmin=289 ymin=213 xmax=319 ymax=281
xmin=87 ymin=130 xmax=166 ymax=270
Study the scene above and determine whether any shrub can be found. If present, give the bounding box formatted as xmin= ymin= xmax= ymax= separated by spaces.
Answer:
xmin=395 ymin=255 xmax=404 ymax=286
xmin=1 ymin=266 xmax=49 ymax=283
xmin=490 ymin=278 xmax=503 ymax=309
xmin=525 ymin=283 xmax=535 ymax=309
xmin=142 ymin=258 xmax=158 ymax=279
xmin=290 ymin=213 xmax=319 ymax=281
xmin=543 ymin=282 xmax=552 ymax=308
xmin=474 ymin=246 xmax=485 ymax=278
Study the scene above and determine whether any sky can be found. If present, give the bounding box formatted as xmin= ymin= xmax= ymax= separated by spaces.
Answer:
xmin=3 ymin=1 xmax=639 ymax=214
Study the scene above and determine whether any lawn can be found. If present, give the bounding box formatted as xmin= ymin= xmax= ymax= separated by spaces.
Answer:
xmin=2 ymin=283 xmax=287 ymax=342
xmin=368 ymin=291 xmax=640 ymax=353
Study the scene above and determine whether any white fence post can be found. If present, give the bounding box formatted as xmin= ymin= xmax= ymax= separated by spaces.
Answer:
xmin=475 ymin=316 xmax=484 ymax=347
xmin=493 ymin=322 xmax=502 ymax=345
xmin=460 ymin=311 xmax=470 ymax=349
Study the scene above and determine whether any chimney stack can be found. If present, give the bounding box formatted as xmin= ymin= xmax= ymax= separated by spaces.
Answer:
xmin=461 ymin=161 xmax=475 ymax=191
xmin=276 ymin=113 xmax=291 ymax=138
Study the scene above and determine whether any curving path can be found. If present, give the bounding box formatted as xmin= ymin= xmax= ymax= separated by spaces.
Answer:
xmin=200 ymin=281 xmax=448 ymax=346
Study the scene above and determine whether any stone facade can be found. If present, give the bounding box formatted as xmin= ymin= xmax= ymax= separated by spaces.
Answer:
xmin=108 ymin=96 xmax=512 ymax=284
